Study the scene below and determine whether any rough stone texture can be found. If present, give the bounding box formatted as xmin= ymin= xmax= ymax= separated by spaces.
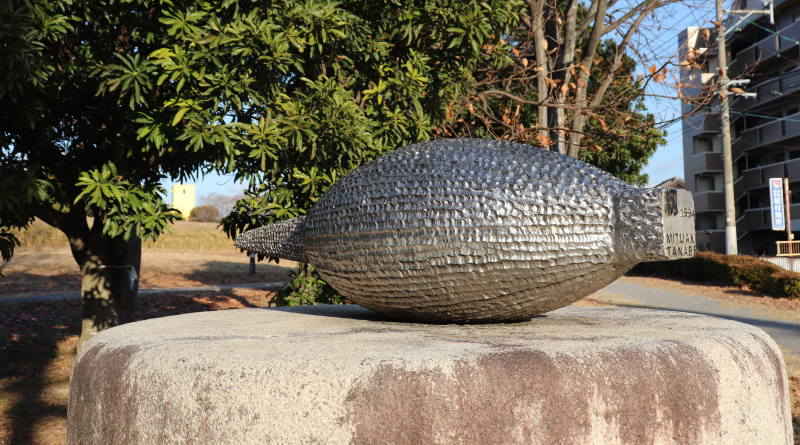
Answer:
xmin=235 ymin=139 xmax=697 ymax=323
xmin=68 ymin=306 xmax=790 ymax=445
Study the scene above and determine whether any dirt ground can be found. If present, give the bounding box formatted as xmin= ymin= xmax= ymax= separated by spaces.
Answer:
xmin=2 ymin=255 xmax=800 ymax=443
xmin=0 ymin=287 xmax=276 ymax=445
xmin=1 ymin=247 xmax=297 ymax=444
xmin=0 ymin=248 xmax=296 ymax=299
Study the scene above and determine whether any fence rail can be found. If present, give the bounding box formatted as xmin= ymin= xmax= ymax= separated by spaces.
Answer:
xmin=763 ymin=256 xmax=800 ymax=273
xmin=777 ymin=241 xmax=800 ymax=257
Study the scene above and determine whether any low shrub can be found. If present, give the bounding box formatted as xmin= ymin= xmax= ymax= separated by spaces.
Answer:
xmin=271 ymin=263 xmax=347 ymax=306
xmin=190 ymin=205 xmax=220 ymax=222
xmin=629 ymin=252 xmax=800 ymax=298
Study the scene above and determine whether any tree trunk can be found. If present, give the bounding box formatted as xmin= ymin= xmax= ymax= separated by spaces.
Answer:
xmin=33 ymin=207 xmax=141 ymax=352
xmin=73 ymin=230 xmax=136 ymax=352
xmin=530 ymin=0 xmax=549 ymax=143
xmin=122 ymin=235 xmax=141 ymax=312
xmin=78 ymin=263 xmax=119 ymax=352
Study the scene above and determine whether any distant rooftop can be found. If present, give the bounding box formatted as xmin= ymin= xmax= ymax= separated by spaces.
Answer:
xmin=653 ymin=176 xmax=685 ymax=190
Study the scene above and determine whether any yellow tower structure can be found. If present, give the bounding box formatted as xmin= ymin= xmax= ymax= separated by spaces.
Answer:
xmin=171 ymin=184 xmax=196 ymax=219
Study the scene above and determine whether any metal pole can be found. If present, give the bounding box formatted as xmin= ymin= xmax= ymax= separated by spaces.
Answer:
xmin=249 ymin=252 xmax=256 ymax=275
xmin=787 ymin=178 xmax=794 ymax=255
xmin=716 ymin=0 xmax=738 ymax=255
xmin=786 ymin=178 xmax=792 ymax=242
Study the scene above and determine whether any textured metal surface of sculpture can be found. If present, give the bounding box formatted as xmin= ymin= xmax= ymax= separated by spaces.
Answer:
xmin=235 ymin=139 xmax=696 ymax=322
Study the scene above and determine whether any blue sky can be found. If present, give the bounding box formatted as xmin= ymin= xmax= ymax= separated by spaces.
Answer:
xmin=639 ymin=0 xmax=717 ymax=185
xmin=162 ymin=1 xmax=714 ymax=203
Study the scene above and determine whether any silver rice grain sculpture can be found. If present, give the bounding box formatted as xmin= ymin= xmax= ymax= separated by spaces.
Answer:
xmin=235 ymin=139 xmax=696 ymax=323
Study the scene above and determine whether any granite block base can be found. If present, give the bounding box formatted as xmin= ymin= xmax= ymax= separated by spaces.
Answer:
xmin=67 ymin=305 xmax=791 ymax=444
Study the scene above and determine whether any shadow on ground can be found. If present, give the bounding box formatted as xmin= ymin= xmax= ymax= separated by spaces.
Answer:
xmin=177 ymin=260 xmax=292 ymax=286
xmin=0 ymin=289 xmax=274 ymax=444
xmin=0 ymin=260 xmax=292 ymax=299
xmin=0 ymin=273 xmax=82 ymax=297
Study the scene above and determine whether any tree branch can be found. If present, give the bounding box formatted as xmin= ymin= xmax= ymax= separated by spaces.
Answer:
xmin=591 ymin=2 xmax=654 ymax=108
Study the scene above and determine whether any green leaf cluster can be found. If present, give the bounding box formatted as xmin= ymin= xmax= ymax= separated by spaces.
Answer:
xmin=0 ymin=0 xmax=209 ymax=262
xmin=141 ymin=0 xmax=521 ymax=240
xmin=0 ymin=0 xmax=523 ymax=306
xmin=74 ymin=163 xmax=180 ymax=242
xmin=271 ymin=263 xmax=346 ymax=306
xmin=0 ymin=161 xmax=51 ymax=259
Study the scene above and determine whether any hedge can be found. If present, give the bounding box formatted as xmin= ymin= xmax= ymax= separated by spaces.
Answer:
xmin=628 ymin=252 xmax=800 ymax=298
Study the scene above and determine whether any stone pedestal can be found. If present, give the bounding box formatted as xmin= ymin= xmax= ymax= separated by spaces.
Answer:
xmin=67 ymin=306 xmax=791 ymax=444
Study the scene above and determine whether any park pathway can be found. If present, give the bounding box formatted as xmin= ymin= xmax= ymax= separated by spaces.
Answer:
xmin=595 ymin=278 xmax=800 ymax=357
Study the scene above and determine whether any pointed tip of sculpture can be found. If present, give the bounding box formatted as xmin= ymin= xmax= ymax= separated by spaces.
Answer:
xmin=232 ymin=218 xmax=308 ymax=263
xmin=233 ymin=232 xmax=247 ymax=251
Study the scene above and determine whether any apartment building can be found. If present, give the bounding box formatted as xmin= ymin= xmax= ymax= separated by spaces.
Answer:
xmin=680 ymin=0 xmax=800 ymax=255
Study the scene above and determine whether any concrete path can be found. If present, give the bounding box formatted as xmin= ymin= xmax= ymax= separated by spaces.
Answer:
xmin=599 ymin=279 xmax=800 ymax=357
xmin=0 ymin=282 xmax=285 ymax=304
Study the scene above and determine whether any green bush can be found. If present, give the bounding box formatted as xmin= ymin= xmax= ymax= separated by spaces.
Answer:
xmin=629 ymin=252 xmax=800 ymax=298
xmin=271 ymin=263 xmax=347 ymax=306
xmin=190 ymin=205 xmax=220 ymax=223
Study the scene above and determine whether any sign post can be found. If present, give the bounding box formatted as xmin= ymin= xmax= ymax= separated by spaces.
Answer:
xmin=770 ymin=178 xmax=786 ymax=231
xmin=786 ymin=178 xmax=793 ymax=242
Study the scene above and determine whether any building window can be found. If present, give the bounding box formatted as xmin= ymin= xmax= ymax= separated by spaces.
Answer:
xmin=772 ymin=153 xmax=785 ymax=164
xmin=697 ymin=176 xmax=715 ymax=192
xmin=791 ymin=150 xmax=800 ymax=160
xmin=694 ymin=137 xmax=713 ymax=154
xmin=794 ymin=10 xmax=800 ymax=23
xmin=695 ymin=215 xmax=718 ymax=231
xmin=788 ymin=107 xmax=799 ymax=116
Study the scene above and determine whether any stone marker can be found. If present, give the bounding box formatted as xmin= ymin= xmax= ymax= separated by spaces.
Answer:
xmin=235 ymin=139 xmax=696 ymax=323
xmin=67 ymin=305 xmax=791 ymax=444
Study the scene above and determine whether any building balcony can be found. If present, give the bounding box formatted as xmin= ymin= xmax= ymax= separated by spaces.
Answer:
xmin=732 ymin=137 xmax=744 ymax=161
xmin=741 ymin=203 xmax=800 ymax=232
xmin=683 ymin=113 xmax=720 ymax=137
xmin=744 ymin=208 xmax=770 ymax=230
xmin=732 ymin=69 xmax=800 ymax=114
xmin=742 ymin=163 xmax=786 ymax=190
xmin=737 ymin=214 xmax=747 ymax=233
xmin=734 ymin=175 xmax=744 ymax=200
xmin=694 ymin=191 xmax=726 ymax=213
xmin=788 ymin=158 xmax=800 ymax=181
xmin=728 ymin=19 xmax=800 ymax=77
xmin=690 ymin=152 xmax=723 ymax=175
xmin=731 ymin=78 xmax=779 ymax=113
xmin=736 ymin=110 xmax=800 ymax=152
xmin=743 ymin=167 xmax=761 ymax=190
xmin=739 ymin=159 xmax=800 ymax=192
xmin=792 ymin=203 xmax=800 ymax=222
